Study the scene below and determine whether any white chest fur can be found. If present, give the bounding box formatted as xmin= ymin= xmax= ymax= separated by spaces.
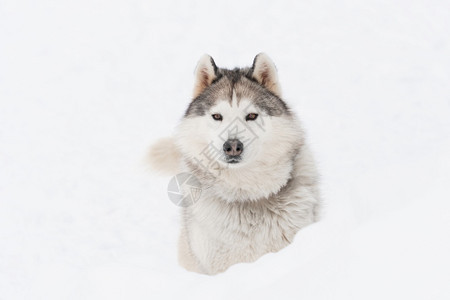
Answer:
xmin=180 ymin=146 xmax=319 ymax=274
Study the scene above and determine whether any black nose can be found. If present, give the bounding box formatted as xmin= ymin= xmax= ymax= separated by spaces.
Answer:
xmin=223 ymin=139 xmax=244 ymax=157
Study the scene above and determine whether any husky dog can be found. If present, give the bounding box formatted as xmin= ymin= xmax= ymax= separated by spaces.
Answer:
xmin=149 ymin=53 xmax=320 ymax=275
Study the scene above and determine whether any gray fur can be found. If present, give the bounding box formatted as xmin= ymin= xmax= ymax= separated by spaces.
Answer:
xmin=185 ymin=67 xmax=290 ymax=118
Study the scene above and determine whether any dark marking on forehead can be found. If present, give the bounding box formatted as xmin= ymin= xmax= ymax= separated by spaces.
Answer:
xmin=185 ymin=67 xmax=290 ymax=117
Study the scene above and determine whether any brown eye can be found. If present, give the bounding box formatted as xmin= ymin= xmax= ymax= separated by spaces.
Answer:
xmin=245 ymin=113 xmax=258 ymax=121
xmin=212 ymin=114 xmax=223 ymax=121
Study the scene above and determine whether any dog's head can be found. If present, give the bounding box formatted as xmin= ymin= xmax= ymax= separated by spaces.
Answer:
xmin=175 ymin=54 xmax=302 ymax=186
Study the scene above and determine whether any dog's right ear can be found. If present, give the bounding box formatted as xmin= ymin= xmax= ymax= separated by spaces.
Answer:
xmin=193 ymin=54 xmax=218 ymax=98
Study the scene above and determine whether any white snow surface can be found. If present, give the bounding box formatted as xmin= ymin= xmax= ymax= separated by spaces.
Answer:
xmin=1 ymin=0 xmax=450 ymax=299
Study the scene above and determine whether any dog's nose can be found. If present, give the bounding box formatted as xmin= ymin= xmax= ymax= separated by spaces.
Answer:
xmin=223 ymin=139 xmax=244 ymax=157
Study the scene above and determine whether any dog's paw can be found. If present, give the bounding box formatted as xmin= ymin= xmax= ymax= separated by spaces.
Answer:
xmin=147 ymin=137 xmax=182 ymax=175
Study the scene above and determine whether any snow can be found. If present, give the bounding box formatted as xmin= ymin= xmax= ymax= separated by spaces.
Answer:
xmin=1 ymin=0 xmax=450 ymax=299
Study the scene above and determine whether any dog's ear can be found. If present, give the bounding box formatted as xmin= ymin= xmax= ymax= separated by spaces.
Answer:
xmin=193 ymin=54 xmax=218 ymax=98
xmin=250 ymin=53 xmax=281 ymax=97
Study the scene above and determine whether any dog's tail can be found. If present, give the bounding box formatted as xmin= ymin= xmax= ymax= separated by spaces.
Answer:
xmin=147 ymin=137 xmax=182 ymax=175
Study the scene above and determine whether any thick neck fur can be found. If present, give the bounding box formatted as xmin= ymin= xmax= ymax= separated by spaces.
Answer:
xmin=175 ymin=114 xmax=305 ymax=203
xmin=184 ymin=140 xmax=301 ymax=202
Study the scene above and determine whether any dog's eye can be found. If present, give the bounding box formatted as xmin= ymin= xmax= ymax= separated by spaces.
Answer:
xmin=212 ymin=114 xmax=223 ymax=121
xmin=245 ymin=113 xmax=258 ymax=121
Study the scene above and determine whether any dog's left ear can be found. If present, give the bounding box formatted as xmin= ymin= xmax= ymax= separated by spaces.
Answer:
xmin=250 ymin=53 xmax=281 ymax=97
xmin=193 ymin=54 xmax=218 ymax=98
